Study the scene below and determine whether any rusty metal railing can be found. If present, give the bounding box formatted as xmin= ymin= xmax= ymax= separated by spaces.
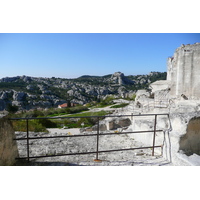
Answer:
xmin=11 ymin=113 xmax=169 ymax=163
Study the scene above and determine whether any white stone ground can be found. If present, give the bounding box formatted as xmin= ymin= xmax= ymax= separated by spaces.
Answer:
xmin=15 ymin=127 xmax=173 ymax=166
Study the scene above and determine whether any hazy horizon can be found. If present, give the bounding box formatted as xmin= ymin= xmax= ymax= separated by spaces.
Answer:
xmin=0 ymin=70 xmax=167 ymax=79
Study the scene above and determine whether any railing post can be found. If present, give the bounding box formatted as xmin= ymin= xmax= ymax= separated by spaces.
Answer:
xmin=26 ymin=119 xmax=30 ymax=162
xmin=152 ymin=114 xmax=157 ymax=156
xmin=94 ymin=117 xmax=101 ymax=162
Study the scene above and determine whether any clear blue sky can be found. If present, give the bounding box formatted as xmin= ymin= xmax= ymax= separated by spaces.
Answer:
xmin=0 ymin=33 xmax=199 ymax=79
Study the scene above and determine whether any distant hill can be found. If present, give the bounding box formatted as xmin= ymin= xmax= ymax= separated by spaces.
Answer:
xmin=0 ymin=71 xmax=166 ymax=111
xmin=77 ymin=75 xmax=101 ymax=79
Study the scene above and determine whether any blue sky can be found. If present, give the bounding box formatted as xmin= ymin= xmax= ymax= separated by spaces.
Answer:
xmin=0 ymin=33 xmax=199 ymax=79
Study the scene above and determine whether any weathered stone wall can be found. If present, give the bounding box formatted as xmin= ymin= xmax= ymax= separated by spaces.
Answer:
xmin=0 ymin=117 xmax=19 ymax=165
xmin=167 ymin=43 xmax=200 ymax=99
xmin=179 ymin=117 xmax=200 ymax=156
xmin=130 ymin=115 xmax=169 ymax=154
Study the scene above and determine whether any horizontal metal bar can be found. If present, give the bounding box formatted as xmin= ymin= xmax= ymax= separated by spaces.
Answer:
xmin=98 ymin=130 xmax=163 ymax=136
xmin=14 ymin=130 xmax=163 ymax=141
xmin=9 ymin=113 xmax=169 ymax=121
xmin=15 ymin=145 xmax=162 ymax=160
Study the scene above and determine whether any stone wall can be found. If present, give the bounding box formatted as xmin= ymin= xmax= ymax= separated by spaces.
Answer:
xmin=179 ymin=116 xmax=200 ymax=156
xmin=130 ymin=115 xmax=170 ymax=154
xmin=167 ymin=43 xmax=200 ymax=99
xmin=0 ymin=117 xmax=19 ymax=165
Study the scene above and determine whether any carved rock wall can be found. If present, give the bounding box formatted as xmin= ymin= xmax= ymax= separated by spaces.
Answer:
xmin=167 ymin=43 xmax=200 ymax=99
xmin=0 ymin=117 xmax=19 ymax=165
xmin=179 ymin=117 xmax=200 ymax=156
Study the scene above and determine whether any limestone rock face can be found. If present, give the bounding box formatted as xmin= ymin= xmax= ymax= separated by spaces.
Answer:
xmin=108 ymin=118 xmax=131 ymax=130
xmin=167 ymin=43 xmax=200 ymax=100
xmin=0 ymin=117 xmax=19 ymax=165
xmin=0 ymin=72 xmax=166 ymax=111
xmin=110 ymin=72 xmax=134 ymax=85
xmin=13 ymin=91 xmax=27 ymax=101
xmin=179 ymin=116 xmax=200 ymax=156
xmin=0 ymin=92 xmax=8 ymax=100
xmin=135 ymin=90 xmax=150 ymax=105
xmin=111 ymin=72 xmax=125 ymax=85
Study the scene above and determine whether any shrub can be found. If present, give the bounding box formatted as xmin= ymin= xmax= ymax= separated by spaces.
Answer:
xmin=100 ymin=96 xmax=115 ymax=106
xmin=37 ymin=118 xmax=57 ymax=128
xmin=77 ymin=118 xmax=94 ymax=127
xmin=12 ymin=119 xmax=48 ymax=132
xmin=7 ymin=104 xmax=18 ymax=113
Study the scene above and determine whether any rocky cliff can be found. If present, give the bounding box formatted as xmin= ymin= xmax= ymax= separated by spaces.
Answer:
xmin=0 ymin=71 xmax=166 ymax=111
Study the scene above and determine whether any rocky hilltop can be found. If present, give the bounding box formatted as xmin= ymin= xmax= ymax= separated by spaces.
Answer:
xmin=0 ymin=71 xmax=166 ymax=111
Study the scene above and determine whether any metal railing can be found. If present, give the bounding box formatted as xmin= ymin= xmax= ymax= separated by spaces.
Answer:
xmin=10 ymin=113 xmax=169 ymax=163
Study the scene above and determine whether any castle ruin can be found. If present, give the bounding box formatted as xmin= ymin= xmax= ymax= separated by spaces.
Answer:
xmin=148 ymin=43 xmax=200 ymax=105
xmin=167 ymin=43 xmax=200 ymax=100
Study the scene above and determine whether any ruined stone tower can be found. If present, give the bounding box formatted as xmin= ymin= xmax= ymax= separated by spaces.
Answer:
xmin=167 ymin=43 xmax=200 ymax=100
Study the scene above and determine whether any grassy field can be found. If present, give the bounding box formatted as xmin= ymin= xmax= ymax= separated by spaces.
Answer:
xmin=67 ymin=110 xmax=112 ymax=117
xmin=110 ymin=103 xmax=129 ymax=109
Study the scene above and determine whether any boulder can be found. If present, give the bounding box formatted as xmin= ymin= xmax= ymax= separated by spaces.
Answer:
xmin=108 ymin=118 xmax=131 ymax=130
